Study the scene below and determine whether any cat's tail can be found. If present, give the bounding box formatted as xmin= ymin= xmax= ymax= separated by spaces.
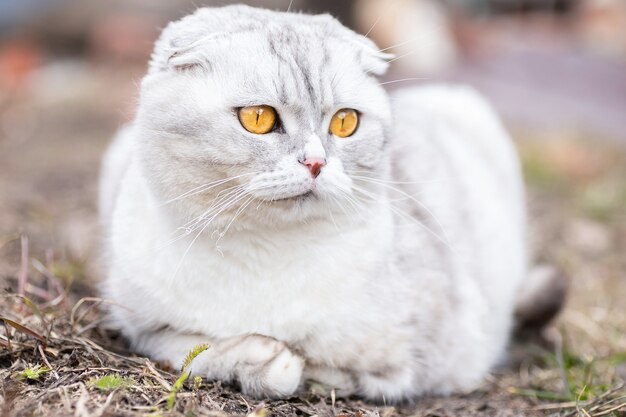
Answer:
xmin=514 ymin=264 xmax=568 ymax=336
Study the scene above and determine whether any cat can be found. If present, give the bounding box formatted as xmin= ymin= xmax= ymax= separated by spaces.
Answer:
xmin=99 ymin=5 xmax=559 ymax=401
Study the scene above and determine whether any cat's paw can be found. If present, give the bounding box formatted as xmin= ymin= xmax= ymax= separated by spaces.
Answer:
xmin=304 ymin=364 xmax=358 ymax=397
xmin=236 ymin=335 xmax=304 ymax=399
xmin=261 ymin=344 xmax=304 ymax=397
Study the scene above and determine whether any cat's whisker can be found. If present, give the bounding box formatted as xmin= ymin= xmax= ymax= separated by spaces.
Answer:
xmin=364 ymin=14 xmax=384 ymax=38
xmin=166 ymin=187 xmax=264 ymax=284
xmin=342 ymin=192 xmax=365 ymax=215
xmin=168 ymin=213 xmax=215 ymax=285
xmin=362 ymin=0 xmax=404 ymax=39
xmin=161 ymin=172 xmax=258 ymax=206
xmin=350 ymin=187 xmax=415 ymax=204
xmin=211 ymin=182 xmax=281 ymax=244
xmin=185 ymin=181 xmax=261 ymax=227
xmin=346 ymin=171 xmax=453 ymax=185
xmin=377 ymin=38 xmax=418 ymax=53
xmin=287 ymin=0 xmax=294 ymax=12
xmin=196 ymin=185 xmax=249 ymax=219
xmin=365 ymin=47 xmax=421 ymax=74
xmin=216 ymin=195 xmax=256 ymax=245
xmin=336 ymin=188 xmax=369 ymax=223
xmin=325 ymin=197 xmax=341 ymax=231
xmin=324 ymin=195 xmax=363 ymax=245
xmin=177 ymin=187 xmax=247 ymax=233
xmin=353 ymin=192 xmax=444 ymax=233
xmin=160 ymin=183 xmax=263 ymax=249
xmin=350 ymin=177 xmax=453 ymax=246
xmin=162 ymin=173 xmax=253 ymax=205
xmin=378 ymin=77 xmax=428 ymax=87
xmin=330 ymin=193 xmax=352 ymax=218
xmin=157 ymin=189 xmax=251 ymax=252
xmin=351 ymin=185 xmax=456 ymax=253
xmin=197 ymin=189 xmax=253 ymax=226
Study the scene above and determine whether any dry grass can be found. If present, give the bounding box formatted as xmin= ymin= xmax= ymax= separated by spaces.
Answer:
xmin=1 ymin=133 xmax=625 ymax=416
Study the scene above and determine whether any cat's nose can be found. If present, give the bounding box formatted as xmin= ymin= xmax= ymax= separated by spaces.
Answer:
xmin=301 ymin=134 xmax=327 ymax=178
xmin=300 ymin=157 xmax=326 ymax=178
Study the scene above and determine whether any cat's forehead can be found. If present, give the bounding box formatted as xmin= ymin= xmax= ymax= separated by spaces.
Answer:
xmin=176 ymin=9 xmax=353 ymax=62
xmin=219 ymin=32 xmax=371 ymax=112
xmin=151 ymin=5 xmax=388 ymax=76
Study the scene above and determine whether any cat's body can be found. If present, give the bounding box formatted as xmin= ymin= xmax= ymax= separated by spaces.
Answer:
xmin=101 ymin=6 xmax=527 ymax=401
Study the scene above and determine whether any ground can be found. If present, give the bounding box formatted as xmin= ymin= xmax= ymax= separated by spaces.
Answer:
xmin=0 ymin=67 xmax=625 ymax=416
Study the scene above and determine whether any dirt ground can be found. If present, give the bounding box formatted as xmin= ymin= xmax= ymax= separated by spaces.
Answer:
xmin=0 ymin=65 xmax=625 ymax=416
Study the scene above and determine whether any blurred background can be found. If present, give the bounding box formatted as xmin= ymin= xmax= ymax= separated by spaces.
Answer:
xmin=0 ymin=0 xmax=625 ymax=274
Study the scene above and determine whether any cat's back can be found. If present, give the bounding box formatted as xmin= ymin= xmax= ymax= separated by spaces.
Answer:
xmin=390 ymin=84 xmax=521 ymax=186
xmin=388 ymin=84 xmax=526 ymax=311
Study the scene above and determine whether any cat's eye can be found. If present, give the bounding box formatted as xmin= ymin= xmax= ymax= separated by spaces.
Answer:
xmin=238 ymin=105 xmax=278 ymax=134
xmin=329 ymin=109 xmax=359 ymax=138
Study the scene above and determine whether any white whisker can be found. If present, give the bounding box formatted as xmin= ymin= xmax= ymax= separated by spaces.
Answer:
xmin=366 ymin=47 xmax=422 ymax=74
xmin=216 ymin=195 xmax=256 ymax=245
xmin=378 ymin=38 xmax=418 ymax=53
xmin=161 ymin=172 xmax=258 ymax=206
xmin=351 ymin=177 xmax=452 ymax=247
xmin=378 ymin=77 xmax=428 ymax=86
xmin=158 ymin=186 xmax=252 ymax=252
xmin=363 ymin=0 xmax=401 ymax=38
xmin=326 ymin=196 xmax=341 ymax=231
xmin=347 ymin=172 xmax=454 ymax=185
xmin=179 ymin=186 xmax=248 ymax=231
xmin=351 ymin=184 xmax=455 ymax=253
xmin=364 ymin=14 xmax=384 ymax=38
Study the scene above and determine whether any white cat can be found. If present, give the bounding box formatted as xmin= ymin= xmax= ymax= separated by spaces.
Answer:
xmin=100 ymin=5 xmax=546 ymax=401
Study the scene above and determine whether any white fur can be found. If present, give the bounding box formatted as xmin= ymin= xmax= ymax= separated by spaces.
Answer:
xmin=99 ymin=6 xmax=527 ymax=401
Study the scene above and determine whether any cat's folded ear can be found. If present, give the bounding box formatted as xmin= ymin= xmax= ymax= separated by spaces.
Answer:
xmin=362 ymin=50 xmax=394 ymax=76
xmin=350 ymin=34 xmax=394 ymax=76
xmin=165 ymin=34 xmax=219 ymax=72
xmin=167 ymin=48 xmax=208 ymax=72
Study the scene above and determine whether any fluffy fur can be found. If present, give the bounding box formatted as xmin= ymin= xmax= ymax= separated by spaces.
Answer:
xmin=100 ymin=5 xmax=527 ymax=401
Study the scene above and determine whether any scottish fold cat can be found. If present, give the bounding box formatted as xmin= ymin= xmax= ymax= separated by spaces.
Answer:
xmin=99 ymin=5 xmax=551 ymax=401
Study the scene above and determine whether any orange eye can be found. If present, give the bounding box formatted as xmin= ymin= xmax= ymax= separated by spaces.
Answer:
xmin=238 ymin=105 xmax=277 ymax=134
xmin=329 ymin=108 xmax=359 ymax=138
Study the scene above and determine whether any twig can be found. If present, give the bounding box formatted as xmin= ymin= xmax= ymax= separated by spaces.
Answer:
xmin=565 ymin=384 xmax=626 ymax=417
xmin=31 ymin=258 xmax=65 ymax=301
xmin=70 ymin=297 xmax=132 ymax=332
xmin=2 ymin=321 xmax=12 ymax=352
xmin=594 ymin=402 xmax=626 ymax=416
xmin=38 ymin=343 xmax=59 ymax=380
xmin=533 ymin=401 xmax=580 ymax=410
xmin=93 ymin=390 xmax=116 ymax=417
xmin=18 ymin=234 xmax=29 ymax=297
xmin=144 ymin=359 xmax=172 ymax=391
xmin=74 ymin=383 xmax=91 ymax=417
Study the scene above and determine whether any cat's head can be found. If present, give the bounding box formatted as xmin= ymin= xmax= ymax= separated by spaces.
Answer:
xmin=135 ymin=5 xmax=392 ymax=230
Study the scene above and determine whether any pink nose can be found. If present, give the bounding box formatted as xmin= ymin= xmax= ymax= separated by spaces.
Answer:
xmin=301 ymin=157 xmax=326 ymax=178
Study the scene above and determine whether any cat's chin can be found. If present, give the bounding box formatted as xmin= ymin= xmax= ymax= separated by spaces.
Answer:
xmin=252 ymin=191 xmax=333 ymax=223
xmin=269 ymin=191 xmax=315 ymax=203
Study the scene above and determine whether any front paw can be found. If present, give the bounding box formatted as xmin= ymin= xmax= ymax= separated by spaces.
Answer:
xmin=304 ymin=364 xmax=358 ymax=397
xmin=261 ymin=344 xmax=304 ymax=397
xmin=235 ymin=335 xmax=304 ymax=399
